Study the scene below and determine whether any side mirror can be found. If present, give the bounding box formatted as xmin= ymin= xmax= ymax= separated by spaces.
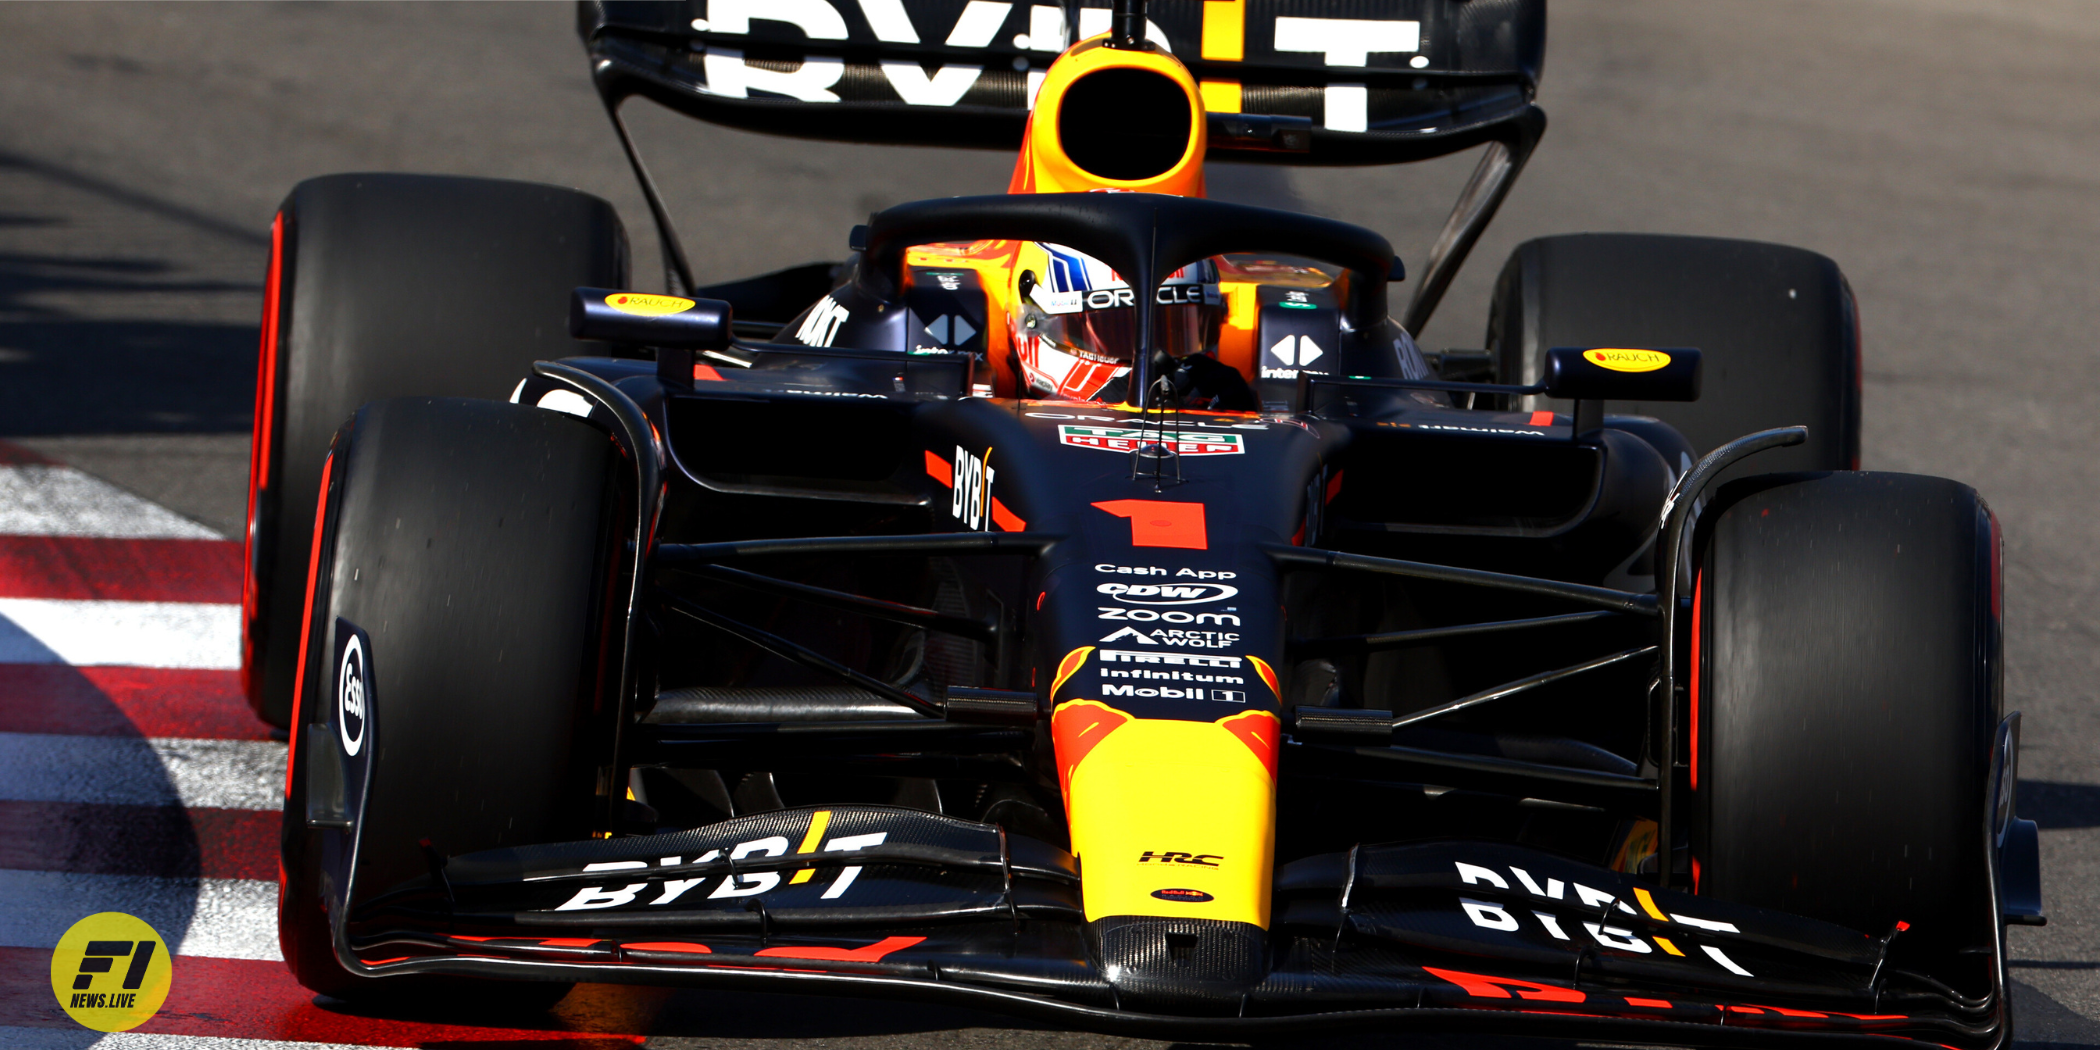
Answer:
xmin=570 ymin=288 xmax=732 ymax=350
xmin=1541 ymin=346 xmax=1701 ymax=402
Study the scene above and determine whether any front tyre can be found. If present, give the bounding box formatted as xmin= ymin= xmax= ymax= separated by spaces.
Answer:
xmin=1692 ymin=471 xmax=2000 ymax=987
xmin=244 ymin=174 xmax=628 ymax=728
xmin=280 ymin=397 xmax=622 ymax=1006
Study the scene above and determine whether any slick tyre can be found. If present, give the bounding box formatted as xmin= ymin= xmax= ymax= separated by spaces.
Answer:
xmin=243 ymin=174 xmax=628 ymax=728
xmin=280 ymin=397 xmax=621 ymax=1007
xmin=1691 ymin=472 xmax=2000 ymax=973
xmin=1487 ymin=234 xmax=1860 ymax=472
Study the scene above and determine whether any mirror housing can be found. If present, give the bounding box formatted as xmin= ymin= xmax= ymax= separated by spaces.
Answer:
xmin=571 ymin=288 xmax=732 ymax=350
xmin=1541 ymin=346 xmax=1701 ymax=402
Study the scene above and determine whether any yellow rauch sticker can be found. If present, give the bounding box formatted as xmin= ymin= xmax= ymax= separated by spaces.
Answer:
xmin=605 ymin=292 xmax=695 ymax=316
xmin=1583 ymin=348 xmax=1672 ymax=373
xmin=50 ymin=912 xmax=172 ymax=1032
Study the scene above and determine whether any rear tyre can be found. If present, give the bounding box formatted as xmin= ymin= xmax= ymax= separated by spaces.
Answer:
xmin=1693 ymin=472 xmax=1999 ymax=973
xmin=280 ymin=397 xmax=620 ymax=1006
xmin=1487 ymin=233 xmax=1860 ymax=471
xmin=244 ymin=174 xmax=628 ymax=727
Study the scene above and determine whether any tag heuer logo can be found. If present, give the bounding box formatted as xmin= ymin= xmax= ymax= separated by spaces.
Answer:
xmin=1058 ymin=425 xmax=1244 ymax=456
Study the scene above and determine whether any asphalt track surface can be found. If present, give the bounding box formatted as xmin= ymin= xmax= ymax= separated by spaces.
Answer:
xmin=2 ymin=1 xmax=2099 ymax=1047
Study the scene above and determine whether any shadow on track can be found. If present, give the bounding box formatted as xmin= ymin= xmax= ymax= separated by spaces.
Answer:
xmin=0 ymin=150 xmax=260 ymax=437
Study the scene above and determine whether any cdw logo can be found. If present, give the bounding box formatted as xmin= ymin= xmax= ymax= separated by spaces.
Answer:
xmin=556 ymin=811 xmax=883 ymax=910
xmin=1097 ymin=582 xmax=1237 ymax=605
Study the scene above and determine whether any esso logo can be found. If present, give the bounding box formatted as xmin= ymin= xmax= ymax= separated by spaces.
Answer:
xmin=337 ymin=634 xmax=367 ymax=757
xmin=1096 ymin=582 xmax=1238 ymax=606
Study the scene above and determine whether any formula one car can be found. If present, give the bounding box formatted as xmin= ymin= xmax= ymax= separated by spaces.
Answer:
xmin=243 ymin=1 xmax=2042 ymax=1044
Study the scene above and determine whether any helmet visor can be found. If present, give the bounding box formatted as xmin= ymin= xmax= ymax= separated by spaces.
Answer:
xmin=1034 ymin=294 xmax=1220 ymax=365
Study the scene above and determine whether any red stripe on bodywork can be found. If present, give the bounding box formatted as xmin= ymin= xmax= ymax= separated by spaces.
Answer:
xmin=1528 ymin=410 xmax=1555 ymax=426
xmin=1051 ymin=700 xmax=1131 ymax=807
xmin=0 ymin=800 xmax=275 ymax=880
xmin=0 ymin=665 xmax=261 ymax=739
xmin=1050 ymin=646 xmax=1094 ymax=699
xmin=692 ymin=363 xmax=725 ymax=382
xmin=1246 ymin=655 xmax=1281 ymax=700
xmin=1219 ymin=710 xmax=1280 ymax=781
xmin=0 ymin=946 xmax=649 ymax=1045
xmin=1756 ymin=1004 xmax=1833 ymax=1018
xmin=1425 ymin=966 xmax=1585 ymax=1002
xmin=754 ymin=935 xmax=925 ymax=962
xmin=990 ymin=497 xmax=1026 ymax=532
xmin=0 ymin=535 xmax=240 ymax=602
xmin=1092 ymin=499 xmax=1207 ymax=549
xmin=926 ymin=450 xmax=953 ymax=485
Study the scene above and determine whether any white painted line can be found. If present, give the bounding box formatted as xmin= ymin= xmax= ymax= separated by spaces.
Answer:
xmin=0 ymin=733 xmax=285 ymax=812
xmin=0 ymin=1031 xmax=372 ymax=1050
xmin=0 ymin=465 xmax=222 ymax=540
xmin=0 ymin=599 xmax=240 ymax=669
xmin=0 ymin=870 xmax=279 ymax=960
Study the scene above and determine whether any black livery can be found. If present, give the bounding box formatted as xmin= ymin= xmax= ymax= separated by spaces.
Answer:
xmin=241 ymin=1 xmax=2038 ymax=1045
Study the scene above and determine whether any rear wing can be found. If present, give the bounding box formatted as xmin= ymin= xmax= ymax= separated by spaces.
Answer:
xmin=577 ymin=0 xmax=1546 ymax=331
xmin=578 ymin=0 xmax=1543 ymax=165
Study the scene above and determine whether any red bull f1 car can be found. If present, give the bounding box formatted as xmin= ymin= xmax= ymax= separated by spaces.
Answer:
xmin=241 ymin=1 xmax=2043 ymax=1044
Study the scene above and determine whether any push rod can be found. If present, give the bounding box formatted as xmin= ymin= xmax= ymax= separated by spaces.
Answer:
xmin=656 ymin=589 xmax=941 ymax=719
xmin=1265 ymin=545 xmax=1659 ymax=617
xmin=1293 ymin=610 xmax=1623 ymax=656
xmin=657 ymin=533 xmax=1060 ymax=563
xmin=1390 ymin=645 xmax=1658 ymax=730
xmin=669 ymin=563 xmax=997 ymax=644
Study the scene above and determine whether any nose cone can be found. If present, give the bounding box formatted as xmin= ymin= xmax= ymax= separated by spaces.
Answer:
xmin=1089 ymin=916 xmax=1268 ymax=1014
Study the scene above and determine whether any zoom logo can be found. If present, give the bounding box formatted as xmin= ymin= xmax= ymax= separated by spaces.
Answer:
xmin=1096 ymin=582 xmax=1237 ymax=606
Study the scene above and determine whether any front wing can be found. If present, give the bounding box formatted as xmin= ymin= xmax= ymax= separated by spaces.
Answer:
xmin=328 ymin=806 xmax=2005 ymax=1047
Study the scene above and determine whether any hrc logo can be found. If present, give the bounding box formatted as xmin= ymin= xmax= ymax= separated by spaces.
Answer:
xmin=1138 ymin=850 xmax=1222 ymax=867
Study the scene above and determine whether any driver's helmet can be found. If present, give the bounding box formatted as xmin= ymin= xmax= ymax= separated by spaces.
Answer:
xmin=1009 ymin=242 xmax=1223 ymax=402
